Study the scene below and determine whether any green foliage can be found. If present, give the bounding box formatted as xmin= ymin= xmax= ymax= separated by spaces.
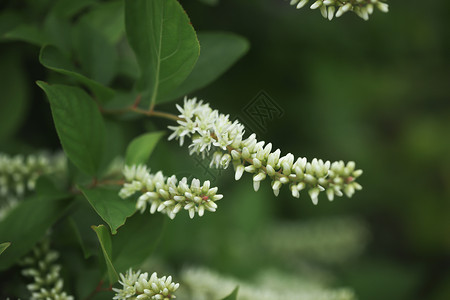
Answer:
xmin=37 ymin=82 xmax=106 ymax=176
xmin=125 ymin=131 xmax=165 ymax=165
xmin=160 ymin=31 xmax=250 ymax=102
xmin=92 ymin=225 xmax=119 ymax=284
xmin=124 ymin=0 xmax=200 ymax=106
xmin=0 ymin=242 xmax=11 ymax=256
xmin=0 ymin=179 xmax=71 ymax=271
xmin=221 ymin=286 xmax=239 ymax=300
xmin=80 ymin=187 xmax=136 ymax=234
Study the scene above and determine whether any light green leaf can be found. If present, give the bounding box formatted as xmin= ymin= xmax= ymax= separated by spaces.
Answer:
xmin=0 ymin=51 xmax=29 ymax=141
xmin=221 ymin=286 xmax=239 ymax=300
xmin=125 ymin=131 xmax=164 ymax=165
xmin=92 ymin=225 xmax=119 ymax=284
xmin=39 ymin=45 xmax=115 ymax=102
xmin=0 ymin=179 xmax=71 ymax=271
xmin=112 ymin=213 xmax=165 ymax=273
xmin=0 ymin=242 xmax=11 ymax=256
xmin=125 ymin=0 xmax=200 ymax=106
xmin=37 ymin=82 xmax=106 ymax=176
xmin=158 ymin=31 xmax=249 ymax=103
xmin=80 ymin=187 xmax=136 ymax=235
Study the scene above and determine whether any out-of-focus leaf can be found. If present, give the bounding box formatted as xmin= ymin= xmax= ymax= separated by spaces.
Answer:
xmin=112 ymin=213 xmax=165 ymax=273
xmin=80 ymin=187 xmax=136 ymax=235
xmin=79 ymin=1 xmax=125 ymax=44
xmin=68 ymin=217 xmax=92 ymax=259
xmin=159 ymin=31 xmax=249 ymax=103
xmin=43 ymin=13 xmax=72 ymax=53
xmin=51 ymin=0 xmax=96 ymax=19
xmin=0 ymin=242 xmax=11 ymax=256
xmin=92 ymin=225 xmax=119 ymax=284
xmin=221 ymin=286 xmax=239 ymax=300
xmin=0 ymin=50 xmax=29 ymax=141
xmin=0 ymin=11 xmax=23 ymax=38
xmin=73 ymin=22 xmax=118 ymax=85
xmin=39 ymin=45 xmax=115 ymax=102
xmin=37 ymin=82 xmax=106 ymax=176
xmin=125 ymin=131 xmax=164 ymax=165
xmin=125 ymin=0 xmax=199 ymax=106
xmin=0 ymin=179 xmax=71 ymax=271
xmin=3 ymin=24 xmax=49 ymax=46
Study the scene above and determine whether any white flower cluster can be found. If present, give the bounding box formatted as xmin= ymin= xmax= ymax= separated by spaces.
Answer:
xmin=289 ymin=0 xmax=389 ymax=20
xmin=21 ymin=240 xmax=74 ymax=300
xmin=119 ymin=165 xmax=223 ymax=219
xmin=168 ymin=98 xmax=363 ymax=205
xmin=0 ymin=152 xmax=66 ymax=220
xmin=113 ymin=269 xmax=180 ymax=300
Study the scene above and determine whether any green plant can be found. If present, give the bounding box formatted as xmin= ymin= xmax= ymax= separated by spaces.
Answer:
xmin=0 ymin=0 xmax=378 ymax=299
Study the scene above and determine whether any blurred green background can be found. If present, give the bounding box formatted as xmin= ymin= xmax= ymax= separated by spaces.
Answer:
xmin=1 ymin=0 xmax=450 ymax=299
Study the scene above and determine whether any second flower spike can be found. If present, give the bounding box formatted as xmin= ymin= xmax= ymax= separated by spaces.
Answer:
xmin=119 ymin=165 xmax=223 ymax=219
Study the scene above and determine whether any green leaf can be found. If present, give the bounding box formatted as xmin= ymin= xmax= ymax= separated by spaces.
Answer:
xmin=68 ymin=217 xmax=92 ymax=258
xmin=125 ymin=0 xmax=200 ymax=106
xmin=221 ymin=286 xmax=239 ymax=300
xmin=37 ymin=82 xmax=106 ymax=176
xmin=0 ymin=242 xmax=11 ymax=256
xmin=92 ymin=225 xmax=119 ymax=284
xmin=159 ymin=31 xmax=249 ymax=103
xmin=80 ymin=187 xmax=136 ymax=235
xmin=73 ymin=21 xmax=118 ymax=85
xmin=78 ymin=1 xmax=125 ymax=44
xmin=0 ymin=180 xmax=71 ymax=271
xmin=39 ymin=45 xmax=115 ymax=102
xmin=125 ymin=131 xmax=164 ymax=165
xmin=0 ymin=50 xmax=29 ymax=141
xmin=3 ymin=24 xmax=49 ymax=46
xmin=112 ymin=213 xmax=165 ymax=274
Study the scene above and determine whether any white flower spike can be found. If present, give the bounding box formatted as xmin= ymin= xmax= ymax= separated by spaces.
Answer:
xmin=289 ymin=0 xmax=388 ymax=21
xmin=113 ymin=269 xmax=180 ymax=300
xmin=119 ymin=165 xmax=223 ymax=219
xmin=168 ymin=97 xmax=363 ymax=206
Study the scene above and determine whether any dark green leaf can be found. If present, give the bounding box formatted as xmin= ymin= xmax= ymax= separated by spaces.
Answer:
xmin=51 ymin=0 xmax=96 ymax=19
xmin=92 ymin=225 xmax=119 ymax=284
xmin=3 ymin=24 xmax=49 ymax=46
xmin=0 ymin=180 xmax=71 ymax=271
xmin=80 ymin=187 xmax=136 ymax=235
xmin=43 ymin=13 xmax=72 ymax=53
xmin=125 ymin=131 xmax=164 ymax=165
xmin=0 ymin=50 xmax=29 ymax=141
xmin=0 ymin=242 xmax=11 ymax=256
xmin=112 ymin=213 xmax=165 ymax=273
xmin=68 ymin=217 xmax=92 ymax=258
xmin=37 ymin=82 xmax=106 ymax=176
xmin=73 ymin=21 xmax=118 ymax=85
xmin=125 ymin=0 xmax=200 ymax=106
xmin=39 ymin=45 xmax=115 ymax=102
xmin=159 ymin=32 xmax=249 ymax=103
xmin=78 ymin=1 xmax=125 ymax=44
xmin=221 ymin=286 xmax=239 ymax=300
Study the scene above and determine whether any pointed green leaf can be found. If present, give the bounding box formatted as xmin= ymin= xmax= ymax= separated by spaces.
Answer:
xmin=221 ymin=286 xmax=239 ymax=300
xmin=80 ymin=187 xmax=136 ymax=234
xmin=0 ymin=179 xmax=71 ymax=271
xmin=39 ymin=45 xmax=115 ymax=102
xmin=159 ymin=32 xmax=249 ymax=103
xmin=92 ymin=225 xmax=119 ymax=284
xmin=112 ymin=213 xmax=165 ymax=273
xmin=125 ymin=0 xmax=200 ymax=106
xmin=3 ymin=24 xmax=49 ymax=46
xmin=0 ymin=242 xmax=11 ymax=256
xmin=37 ymin=82 xmax=106 ymax=176
xmin=125 ymin=131 xmax=164 ymax=165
